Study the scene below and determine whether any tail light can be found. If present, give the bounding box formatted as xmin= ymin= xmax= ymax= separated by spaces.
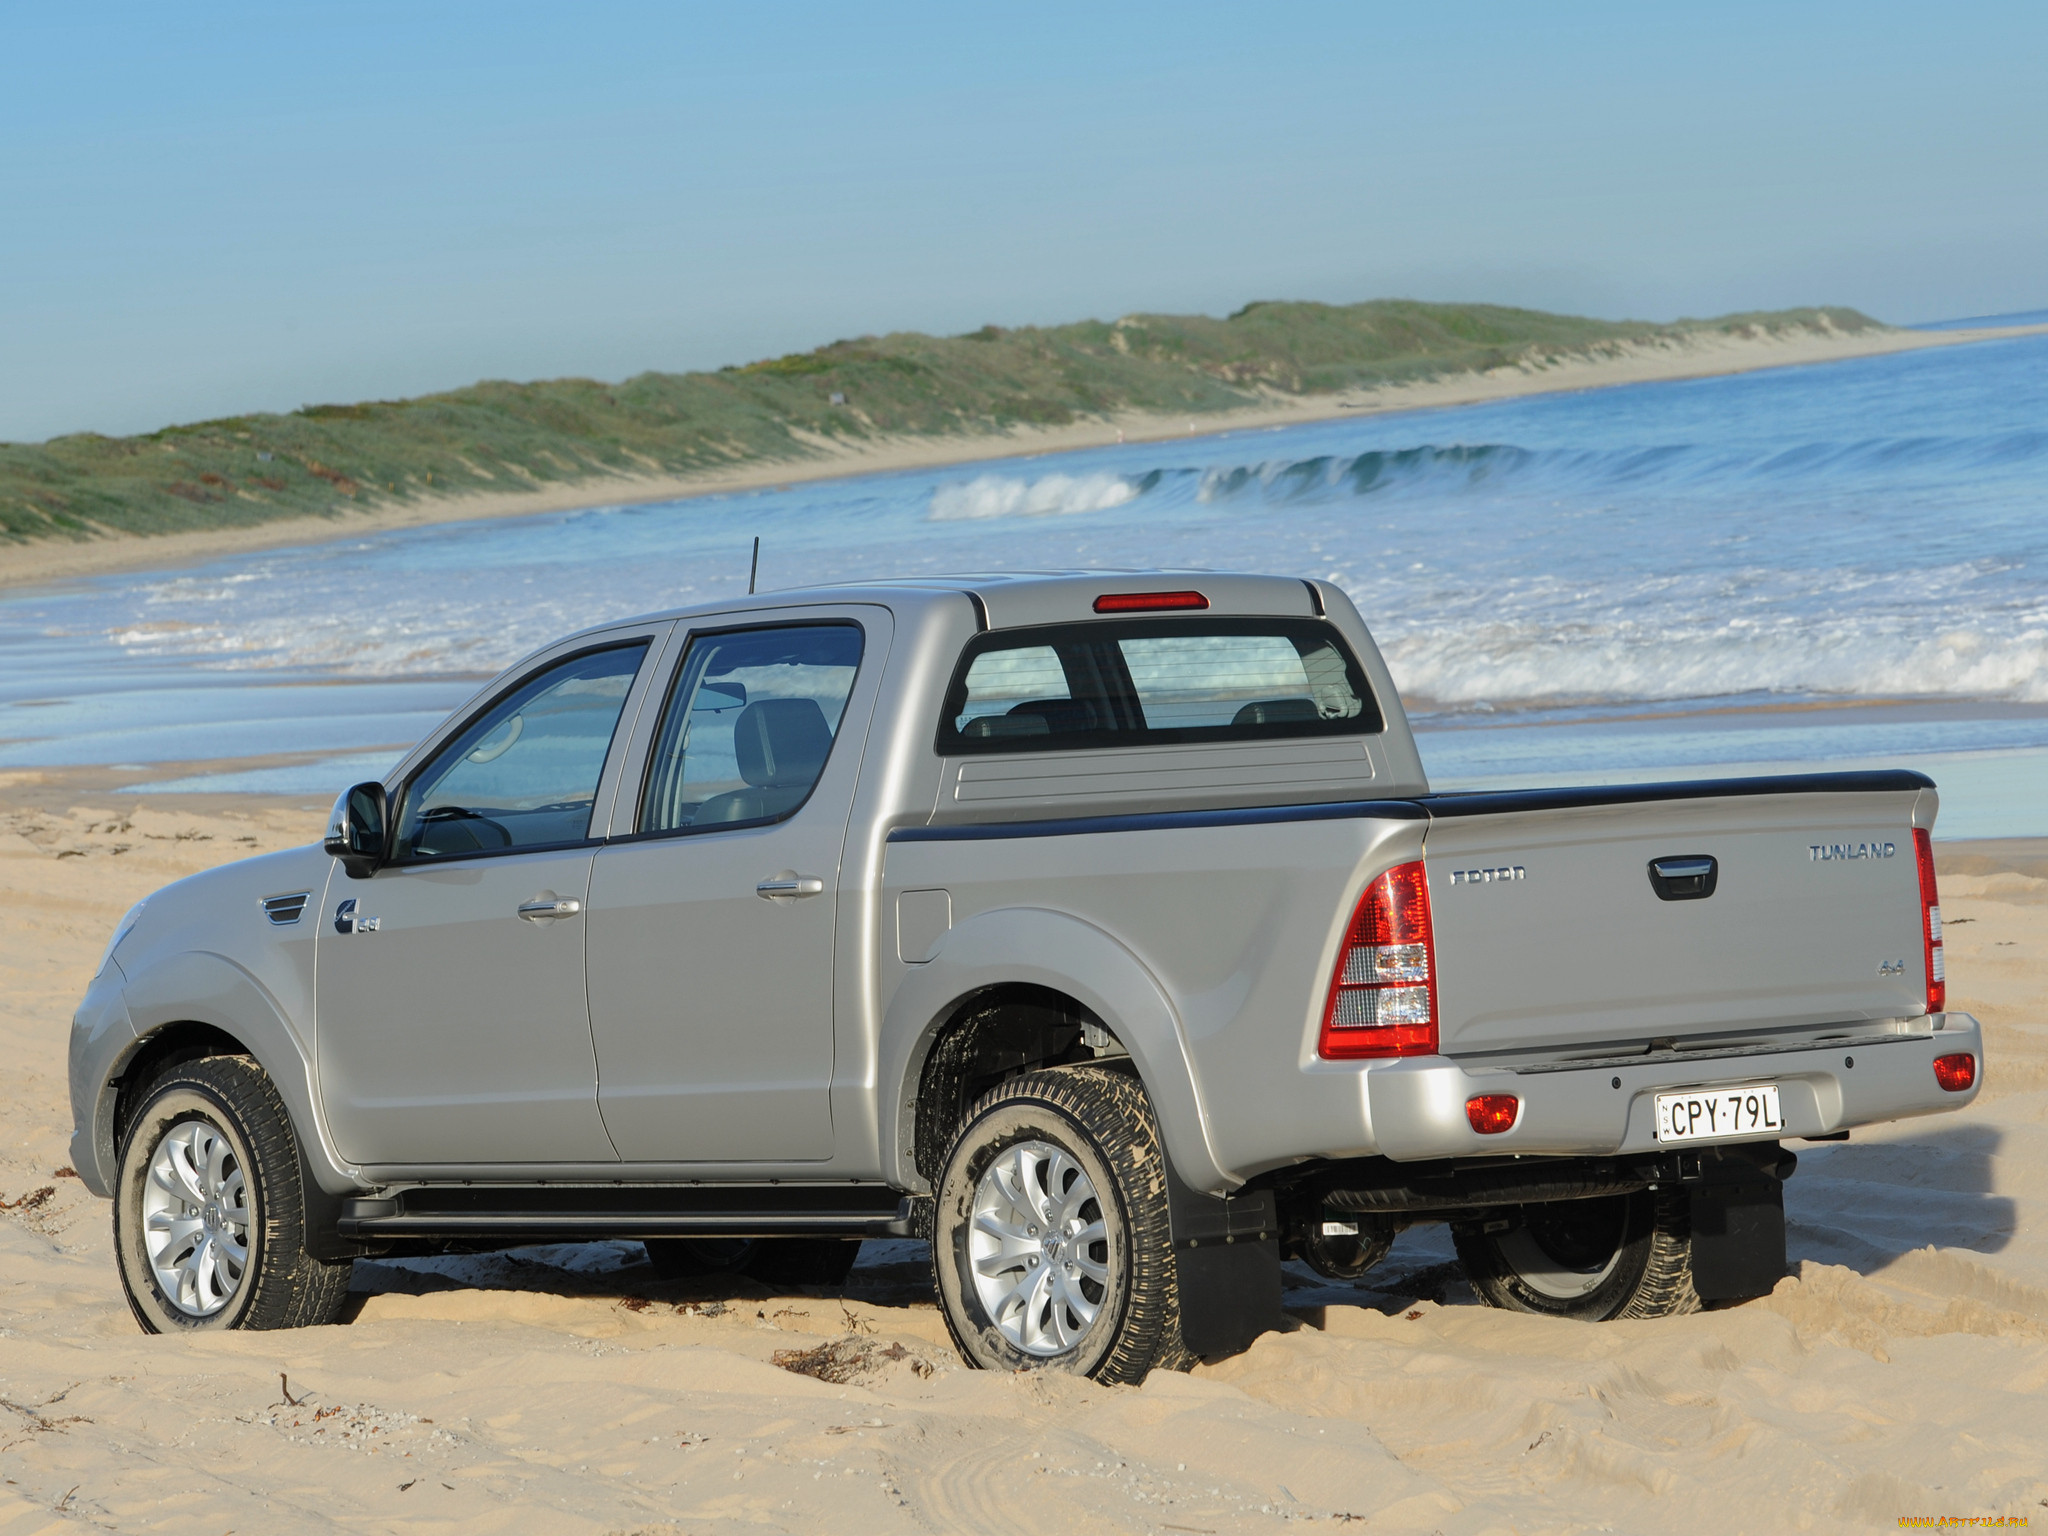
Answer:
xmin=1319 ymin=861 xmax=1436 ymax=1058
xmin=1933 ymin=1053 xmax=1976 ymax=1092
xmin=1913 ymin=828 xmax=1944 ymax=1013
xmin=1466 ymin=1094 xmax=1519 ymax=1134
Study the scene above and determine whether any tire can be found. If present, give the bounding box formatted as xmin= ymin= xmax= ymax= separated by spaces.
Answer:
xmin=932 ymin=1066 xmax=1192 ymax=1384
xmin=113 ymin=1055 xmax=354 ymax=1334
xmin=644 ymin=1237 xmax=862 ymax=1287
xmin=1451 ymin=1189 xmax=1700 ymax=1321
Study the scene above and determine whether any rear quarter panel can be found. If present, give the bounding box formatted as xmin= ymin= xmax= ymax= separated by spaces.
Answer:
xmin=878 ymin=808 xmax=1427 ymax=1187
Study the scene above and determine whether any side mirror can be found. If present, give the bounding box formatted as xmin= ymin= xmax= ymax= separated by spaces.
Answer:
xmin=324 ymin=781 xmax=390 ymax=879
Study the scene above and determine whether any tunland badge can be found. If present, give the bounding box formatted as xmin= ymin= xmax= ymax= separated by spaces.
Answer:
xmin=1810 ymin=840 xmax=1896 ymax=861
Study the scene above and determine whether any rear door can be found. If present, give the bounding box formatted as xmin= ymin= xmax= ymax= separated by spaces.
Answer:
xmin=584 ymin=608 xmax=887 ymax=1161
xmin=1421 ymin=780 xmax=1934 ymax=1059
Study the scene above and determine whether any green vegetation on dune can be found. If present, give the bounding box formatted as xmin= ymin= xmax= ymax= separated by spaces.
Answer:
xmin=0 ymin=300 xmax=1883 ymax=543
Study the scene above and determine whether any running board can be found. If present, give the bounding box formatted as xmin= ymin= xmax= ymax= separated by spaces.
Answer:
xmin=337 ymin=1182 xmax=917 ymax=1240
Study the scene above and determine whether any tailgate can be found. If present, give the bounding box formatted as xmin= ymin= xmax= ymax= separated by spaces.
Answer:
xmin=1421 ymin=773 xmax=1936 ymax=1059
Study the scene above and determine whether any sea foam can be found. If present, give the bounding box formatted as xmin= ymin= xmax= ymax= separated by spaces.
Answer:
xmin=929 ymin=471 xmax=1139 ymax=521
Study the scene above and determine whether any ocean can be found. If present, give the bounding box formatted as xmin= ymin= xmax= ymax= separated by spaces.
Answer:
xmin=4 ymin=322 xmax=2045 ymax=838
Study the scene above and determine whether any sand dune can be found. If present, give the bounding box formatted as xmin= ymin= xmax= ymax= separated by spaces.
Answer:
xmin=6 ymin=319 xmax=2045 ymax=594
xmin=2 ymin=789 xmax=2042 ymax=1532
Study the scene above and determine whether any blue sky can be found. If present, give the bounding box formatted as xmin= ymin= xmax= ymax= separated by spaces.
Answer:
xmin=5 ymin=2 xmax=2045 ymax=441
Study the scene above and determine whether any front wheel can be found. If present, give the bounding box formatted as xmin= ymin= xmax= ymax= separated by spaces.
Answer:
xmin=112 ymin=1056 xmax=354 ymax=1333
xmin=1451 ymin=1189 xmax=1700 ymax=1321
xmin=931 ymin=1066 xmax=1191 ymax=1384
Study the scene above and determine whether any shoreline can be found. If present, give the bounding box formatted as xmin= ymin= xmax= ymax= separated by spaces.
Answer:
xmin=2 ymin=713 xmax=2039 ymax=844
xmin=4 ymin=318 xmax=2044 ymax=592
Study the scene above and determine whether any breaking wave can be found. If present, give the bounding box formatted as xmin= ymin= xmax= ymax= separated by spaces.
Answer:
xmin=929 ymin=470 xmax=1148 ymax=521
xmin=1187 ymin=430 xmax=2048 ymax=507
xmin=1378 ymin=615 xmax=2048 ymax=708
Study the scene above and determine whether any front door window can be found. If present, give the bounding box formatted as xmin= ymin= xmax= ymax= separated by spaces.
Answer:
xmin=399 ymin=643 xmax=647 ymax=859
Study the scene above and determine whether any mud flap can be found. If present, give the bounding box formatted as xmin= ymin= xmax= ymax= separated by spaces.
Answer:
xmin=1166 ymin=1170 xmax=1281 ymax=1358
xmin=1688 ymin=1150 xmax=1791 ymax=1302
xmin=300 ymin=1144 xmax=387 ymax=1262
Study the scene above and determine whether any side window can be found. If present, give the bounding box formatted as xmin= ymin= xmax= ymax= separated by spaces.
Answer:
xmin=639 ymin=624 xmax=863 ymax=834
xmin=397 ymin=643 xmax=648 ymax=860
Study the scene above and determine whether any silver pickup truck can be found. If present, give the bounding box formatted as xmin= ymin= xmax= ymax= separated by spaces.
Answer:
xmin=69 ymin=572 xmax=1981 ymax=1379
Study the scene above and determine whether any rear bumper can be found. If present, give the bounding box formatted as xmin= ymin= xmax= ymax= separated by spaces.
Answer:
xmin=1364 ymin=1013 xmax=1983 ymax=1161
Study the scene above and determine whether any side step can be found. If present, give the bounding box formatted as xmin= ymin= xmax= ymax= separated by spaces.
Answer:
xmin=337 ymin=1182 xmax=917 ymax=1240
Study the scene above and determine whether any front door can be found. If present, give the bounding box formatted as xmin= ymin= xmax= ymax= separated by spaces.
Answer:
xmin=587 ymin=616 xmax=878 ymax=1161
xmin=316 ymin=639 xmax=657 ymax=1166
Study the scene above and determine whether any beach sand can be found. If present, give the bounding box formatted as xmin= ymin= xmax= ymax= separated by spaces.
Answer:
xmin=0 ymin=778 xmax=2042 ymax=1532
xmin=7 ymin=318 xmax=2046 ymax=593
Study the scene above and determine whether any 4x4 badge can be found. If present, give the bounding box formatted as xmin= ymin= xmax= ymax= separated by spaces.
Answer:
xmin=333 ymin=898 xmax=380 ymax=935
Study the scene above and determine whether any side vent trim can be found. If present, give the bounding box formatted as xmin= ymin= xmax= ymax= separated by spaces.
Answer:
xmin=262 ymin=893 xmax=311 ymax=926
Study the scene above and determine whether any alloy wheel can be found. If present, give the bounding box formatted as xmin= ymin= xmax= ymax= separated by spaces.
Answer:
xmin=967 ymin=1139 xmax=1110 ymax=1355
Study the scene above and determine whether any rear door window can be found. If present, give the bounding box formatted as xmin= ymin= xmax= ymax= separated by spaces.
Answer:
xmin=939 ymin=617 xmax=1381 ymax=753
xmin=639 ymin=623 xmax=864 ymax=833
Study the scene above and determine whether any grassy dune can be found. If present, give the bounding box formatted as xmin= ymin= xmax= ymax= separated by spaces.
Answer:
xmin=0 ymin=300 xmax=1882 ymax=543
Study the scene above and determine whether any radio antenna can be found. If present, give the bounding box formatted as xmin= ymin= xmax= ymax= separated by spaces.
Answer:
xmin=748 ymin=536 xmax=760 ymax=595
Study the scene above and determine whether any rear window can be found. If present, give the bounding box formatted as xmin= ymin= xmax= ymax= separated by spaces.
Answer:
xmin=937 ymin=616 xmax=1383 ymax=754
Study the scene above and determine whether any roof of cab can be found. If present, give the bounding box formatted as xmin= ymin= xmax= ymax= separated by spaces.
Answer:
xmin=598 ymin=570 xmax=1323 ymax=637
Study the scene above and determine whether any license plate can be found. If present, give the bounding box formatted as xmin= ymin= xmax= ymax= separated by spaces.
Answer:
xmin=1653 ymin=1084 xmax=1783 ymax=1143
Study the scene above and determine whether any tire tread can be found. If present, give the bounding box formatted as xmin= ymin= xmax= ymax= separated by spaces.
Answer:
xmin=1453 ymin=1189 xmax=1701 ymax=1322
xmin=938 ymin=1066 xmax=1193 ymax=1383
xmin=115 ymin=1055 xmax=352 ymax=1333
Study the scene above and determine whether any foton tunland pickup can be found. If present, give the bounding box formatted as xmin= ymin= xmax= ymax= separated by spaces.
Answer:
xmin=70 ymin=573 xmax=1982 ymax=1379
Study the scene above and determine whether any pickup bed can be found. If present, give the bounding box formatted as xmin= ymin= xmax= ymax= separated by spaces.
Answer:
xmin=70 ymin=572 xmax=1982 ymax=1377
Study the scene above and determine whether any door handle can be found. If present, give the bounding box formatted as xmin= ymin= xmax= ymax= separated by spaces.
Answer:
xmin=756 ymin=875 xmax=826 ymax=900
xmin=517 ymin=895 xmax=584 ymax=921
xmin=1647 ymin=855 xmax=1717 ymax=902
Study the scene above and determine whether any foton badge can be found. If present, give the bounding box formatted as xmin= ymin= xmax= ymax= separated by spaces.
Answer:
xmin=1448 ymin=865 xmax=1525 ymax=886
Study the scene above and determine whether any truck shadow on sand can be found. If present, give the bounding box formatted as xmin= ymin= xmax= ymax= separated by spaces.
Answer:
xmin=341 ymin=1235 xmax=944 ymax=1318
xmin=1785 ymin=1120 xmax=2015 ymax=1276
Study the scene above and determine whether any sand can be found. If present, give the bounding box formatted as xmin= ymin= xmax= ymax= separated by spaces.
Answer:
xmin=1 ymin=783 xmax=2042 ymax=1533
xmin=7 ymin=318 xmax=2047 ymax=593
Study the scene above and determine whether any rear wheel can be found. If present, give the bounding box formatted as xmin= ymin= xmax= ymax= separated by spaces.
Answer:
xmin=931 ymin=1066 xmax=1191 ymax=1384
xmin=113 ymin=1056 xmax=353 ymax=1334
xmin=1452 ymin=1189 xmax=1699 ymax=1321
